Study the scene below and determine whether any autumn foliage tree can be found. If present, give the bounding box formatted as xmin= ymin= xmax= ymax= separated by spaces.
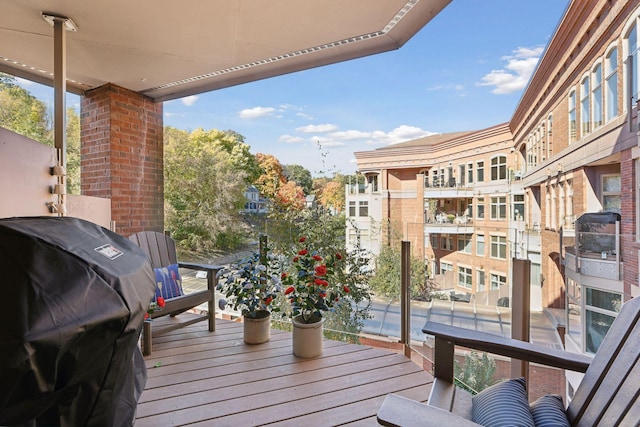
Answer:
xmin=255 ymin=153 xmax=285 ymax=200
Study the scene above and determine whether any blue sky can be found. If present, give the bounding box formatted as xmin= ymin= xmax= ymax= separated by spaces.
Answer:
xmin=18 ymin=0 xmax=569 ymax=176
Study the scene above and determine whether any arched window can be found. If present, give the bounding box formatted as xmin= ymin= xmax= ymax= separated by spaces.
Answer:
xmin=568 ymin=90 xmax=577 ymax=143
xmin=592 ymin=63 xmax=603 ymax=129
xmin=605 ymin=47 xmax=618 ymax=122
xmin=490 ymin=155 xmax=507 ymax=181
xmin=624 ymin=21 xmax=638 ymax=104
xmin=580 ymin=75 xmax=590 ymax=136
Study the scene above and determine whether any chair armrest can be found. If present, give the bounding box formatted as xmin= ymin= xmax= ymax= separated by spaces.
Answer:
xmin=423 ymin=321 xmax=592 ymax=373
xmin=377 ymin=394 xmax=481 ymax=427
xmin=178 ymin=262 xmax=223 ymax=272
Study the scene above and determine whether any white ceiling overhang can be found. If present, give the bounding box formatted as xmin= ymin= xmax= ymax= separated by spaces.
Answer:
xmin=0 ymin=0 xmax=450 ymax=102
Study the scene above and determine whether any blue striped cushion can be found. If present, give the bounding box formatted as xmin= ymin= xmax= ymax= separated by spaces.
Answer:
xmin=153 ymin=263 xmax=184 ymax=300
xmin=472 ymin=377 xmax=535 ymax=427
xmin=530 ymin=395 xmax=569 ymax=427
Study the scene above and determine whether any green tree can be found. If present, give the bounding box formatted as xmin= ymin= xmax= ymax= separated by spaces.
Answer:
xmin=164 ymin=127 xmax=248 ymax=251
xmin=65 ymin=107 xmax=81 ymax=194
xmin=454 ymin=351 xmax=498 ymax=394
xmin=0 ymin=73 xmax=51 ymax=145
xmin=369 ymin=244 xmax=431 ymax=300
xmin=283 ymin=164 xmax=313 ymax=195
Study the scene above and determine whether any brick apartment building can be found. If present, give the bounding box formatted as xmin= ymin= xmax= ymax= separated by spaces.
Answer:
xmin=347 ymin=0 xmax=640 ymax=394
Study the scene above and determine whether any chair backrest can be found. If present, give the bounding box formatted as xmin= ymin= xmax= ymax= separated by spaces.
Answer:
xmin=567 ymin=295 xmax=640 ymax=426
xmin=128 ymin=231 xmax=178 ymax=269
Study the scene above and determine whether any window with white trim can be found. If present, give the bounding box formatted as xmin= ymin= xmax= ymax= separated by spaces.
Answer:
xmin=477 ymin=161 xmax=484 ymax=182
xmin=358 ymin=201 xmax=368 ymax=217
xmin=585 ymin=287 xmax=621 ymax=354
xmin=602 ymin=174 xmax=621 ymax=213
xmin=625 ymin=21 xmax=638 ymax=103
xmin=440 ymin=262 xmax=453 ymax=274
xmin=605 ymin=47 xmax=618 ymax=122
xmin=490 ymin=156 xmax=507 ymax=181
xmin=476 ymin=197 xmax=485 ymax=219
xmin=569 ymin=90 xmax=577 ymax=143
xmin=592 ymin=63 xmax=603 ymax=129
xmin=476 ymin=234 xmax=485 ymax=256
xmin=580 ymin=74 xmax=590 ymax=136
xmin=458 ymin=234 xmax=472 ymax=253
xmin=458 ymin=266 xmax=472 ymax=290
xmin=513 ymin=194 xmax=525 ymax=221
xmin=467 ymin=163 xmax=474 ymax=184
xmin=477 ymin=269 xmax=486 ymax=292
xmin=490 ymin=196 xmax=507 ymax=220
xmin=490 ymin=235 xmax=507 ymax=259
xmin=490 ymin=273 xmax=506 ymax=290
xmin=348 ymin=201 xmax=356 ymax=217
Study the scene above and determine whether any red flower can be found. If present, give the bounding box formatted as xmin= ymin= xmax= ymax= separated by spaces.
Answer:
xmin=343 ymin=286 xmax=350 ymax=293
xmin=285 ymin=286 xmax=295 ymax=295
xmin=314 ymin=278 xmax=329 ymax=286
xmin=144 ymin=312 xmax=149 ymax=320
xmin=336 ymin=253 xmax=343 ymax=260
xmin=312 ymin=255 xmax=323 ymax=261
xmin=265 ymin=296 xmax=273 ymax=305
xmin=299 ymin=236 xmax=306 ymax=242
xmin=157 ymin=296 xmax=166 ymax=308
xmin=298 ymin=249 xmax=308 ymax=256
xmin=315 ymin=265 xmax=327 ymax=276
xmin=293 ymin=256 xmax=299 ymax=262
xmin=319 ymin=291 xmax=327 ymax=298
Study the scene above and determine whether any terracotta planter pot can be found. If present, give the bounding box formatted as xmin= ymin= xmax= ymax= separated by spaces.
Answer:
xmin=292 ymin=314 xmax=324 ymax=358
xmin=243 ymin=310 xmax=271 ymax=344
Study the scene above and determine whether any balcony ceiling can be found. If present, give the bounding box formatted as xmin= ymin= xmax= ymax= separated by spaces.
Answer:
xmin=0 ymin=0 xmax=450 ymax=102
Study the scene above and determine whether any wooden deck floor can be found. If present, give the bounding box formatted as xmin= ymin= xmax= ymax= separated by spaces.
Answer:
xmin=136 ymin=315 xmax=434 ymax=426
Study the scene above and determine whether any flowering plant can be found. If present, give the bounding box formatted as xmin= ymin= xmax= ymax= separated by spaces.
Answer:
xmin=145 ymin=296 xmax=165 ymax=320
xmin=218 ymin=252 xmax=281 ymax=318
xmin=281 ymin=236 xmax=349 ymax=323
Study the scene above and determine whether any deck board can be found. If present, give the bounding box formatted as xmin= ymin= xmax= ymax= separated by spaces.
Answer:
xmin=136 ymin=315 xmax=434 ymax=426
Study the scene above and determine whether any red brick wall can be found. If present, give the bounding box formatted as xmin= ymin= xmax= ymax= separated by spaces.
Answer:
xmin=81 ymin=84 xmax=164 ymax=235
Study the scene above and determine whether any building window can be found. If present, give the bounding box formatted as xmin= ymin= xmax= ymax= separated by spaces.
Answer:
xmin=477 ymin=161 xmax=485 ymax=182
xmin=476 ymin=234 xmax=485 ymax=256
xmin=430 ymin=234 xmax=438 ymax=248
xmin=358 ymin=201 xmax=368 ymax=217
xmin=458 ymin=164 xmax=466 ymax=186
xmin=490 ymin=273 xmax=506 ymax=290
xmin=547 ymin=114 xmax=553 ymax=158
xmin=440 ymin=262 xmax=453 ymax=274
xmin=513 ymin=194 xmax=525 ymax=221
xmin=490 ymin=196 xmax=507 ymax=220
xmin=602 ymin=174 xmax=621 ymax=213
xmin=490 ymin=235 xmax=507 ymax=259
xmin=569 ymin=90 xmax=577 ymax=143
xmin=580 ymin=74 xmax=590 ymax=136
xmin=625 ymin=22 xmax=638 ymax=104
xmin=348 ymin=201 xmax=356 ymax=217
xmin=467 ymin=163 xmax=474 ymax=184
xmin=368 ymin=175 xmax=379 ymax=192
xmin=441 ymin=235 xmax=453 ymax=251
xmin=545 ymin=190 xmax=551 ymax=229
xmin=477 ymin=270 xmax=486 ymax=292
xmin=585 ymin=287 xmax=621 ymax=353
xmin=490 ymin=156 xmax=507 ymax=181
xmin=605 ymin=47 xmax=618 ymax=122
xmin=476 ymin=197 xmax=485 ymax=219
xmin=458 ymin=234 xmax=472 ymax=253
xmin=592 ymin=63 xmax=603 ymax=129
xmin=458 ymin=266 xmax=472 ymax=290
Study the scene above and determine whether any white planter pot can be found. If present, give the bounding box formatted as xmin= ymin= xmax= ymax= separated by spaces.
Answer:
xmin=292 ymin=314 xmax=324 ymax=358
xmin=243 ymin=310 xmax=271 ymax=344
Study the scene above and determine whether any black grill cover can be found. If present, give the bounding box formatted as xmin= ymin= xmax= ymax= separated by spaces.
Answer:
xmin=0 ymin=217 xmax=156 ymax=426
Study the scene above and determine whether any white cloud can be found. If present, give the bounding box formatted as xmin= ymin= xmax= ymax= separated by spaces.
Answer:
xmin=478 ymin=46 xmax=544 ymax=94
xmin=296 ymin=112 xmax=314 ymax=120
xmin=238 ymin=106 xmax=276 ymax=119
xmin=181 ymin=95 xmax=199 ymax=106
xmin=296 ymin=123 xmax=338 ymax=133
xmin=279 ymin=134 xmax=305 ymax=144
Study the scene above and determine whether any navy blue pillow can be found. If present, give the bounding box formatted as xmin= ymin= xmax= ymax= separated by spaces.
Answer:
xmin=153 ymin=263 xmax=184 ymax=300
xmin=530 ymin=394 xmax=569 ymax=427
xmin=472 ymin=377 xmax=535 ymax=427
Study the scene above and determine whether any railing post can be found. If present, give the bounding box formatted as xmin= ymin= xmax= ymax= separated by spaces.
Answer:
xmin=511 ymin=258 xmax=531 ymax=385
xmin=401 ymin=240 xmax=411 ymax=358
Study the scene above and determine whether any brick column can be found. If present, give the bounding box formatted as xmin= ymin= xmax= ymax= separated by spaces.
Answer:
xmin=81 ymin=84 xmax=164 ymax=236
xmin=620 ymin=148 xmax=638 ymax=298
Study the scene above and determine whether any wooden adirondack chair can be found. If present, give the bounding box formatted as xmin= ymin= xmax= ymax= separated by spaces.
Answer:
xmin=378 ymin=295 xmax=640 ymax=426
xmin=129 ymin=231 xmax=223 ymax=356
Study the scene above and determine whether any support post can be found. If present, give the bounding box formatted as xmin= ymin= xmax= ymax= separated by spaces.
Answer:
xmin=511 ymin=258 xmax=531 ymax=383
xmin=401 ymin=240 xmax=411 ymax=358
xmin=53 ymin=17 xmax=67 ymax=167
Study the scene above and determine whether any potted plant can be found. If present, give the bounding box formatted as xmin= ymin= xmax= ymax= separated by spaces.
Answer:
xmin=218 ymin=252 xmax=281 ymax=344
xmin=281 ymin=236 xmax=350 ymax=358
